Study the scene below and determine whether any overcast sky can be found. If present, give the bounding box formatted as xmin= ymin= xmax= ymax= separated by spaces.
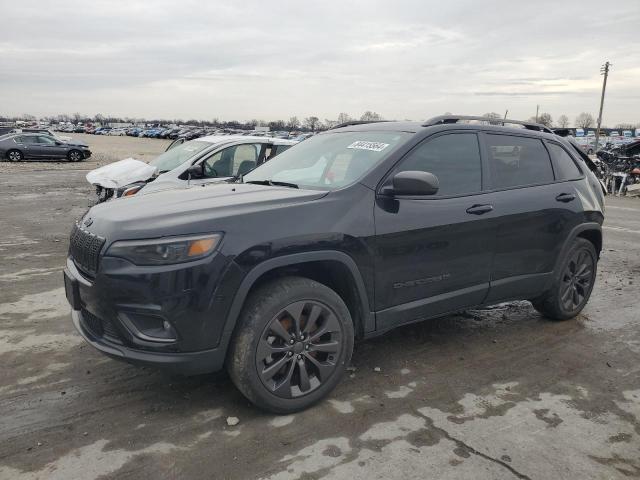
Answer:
xmin=1 ymin=0 xmax=638 ymax=125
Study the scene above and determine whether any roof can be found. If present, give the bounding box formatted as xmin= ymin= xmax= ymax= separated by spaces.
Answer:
xmin=329 ymin=115 xmax=556 ymax=138
xmin=196 ymin=135 xmax=298 ymax=145
xmin=328 ymin=121 xmax=423 ymax=133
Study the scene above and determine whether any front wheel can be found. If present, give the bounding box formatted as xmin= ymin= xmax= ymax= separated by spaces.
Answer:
xmin=7 ymin=149 xmax=24 ymax=162
xmin=532 ymin=238 xmax=597 ymax=320
xmin=227 ymin=276 xmax=354 ymax=413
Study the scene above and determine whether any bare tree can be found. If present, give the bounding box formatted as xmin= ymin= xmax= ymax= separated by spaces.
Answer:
xmin=337 ymin=112 xmax=352 ymax=125
xmin=537 ymin=113 xmax=553 ymax=127
xmin=575 ymin=112 xmax=594 ymax=129
xmin=557 ymin=115 xmax=569 ymax=128
xmin=287 ymin=116 xmax=300 ymax=131
xmin=614 ymin=123 xmax=634 ymax=130
xmin=482 ymin=112 xmax=502 ymax=125
xmin=304 ymin=116 xmax=320 ymax=132
xmin=324 ymin=119 xmax=338 ymax=129
xmin=360 ymin=111 xmax=382 ymax=121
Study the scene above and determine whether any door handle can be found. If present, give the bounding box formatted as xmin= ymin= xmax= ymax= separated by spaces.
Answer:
xmin=555 ymin=193 xmax=576 ymax=203
xmin=466 ymin=204 xmax=493 ymax=215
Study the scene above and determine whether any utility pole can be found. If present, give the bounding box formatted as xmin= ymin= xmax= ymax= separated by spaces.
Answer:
xmin=504 ymin=109 xmax=508 ymax=120
xmin=535 ymin=105 xmax=539 ymax=123
xmin=595 ymin=61 xmax=611 ymax=152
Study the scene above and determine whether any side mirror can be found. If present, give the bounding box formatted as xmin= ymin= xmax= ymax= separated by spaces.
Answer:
xmin=186 ymin=163 xmax=204 ymax=179
xmin=389 ymin=171 xmax=439 ymax=196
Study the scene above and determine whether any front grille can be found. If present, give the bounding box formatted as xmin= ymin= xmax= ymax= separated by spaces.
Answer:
xmin=81 ymin=309 xmax=122 ymax=343
xmin=69 ymin=223 xmax=105 ymax=275
xmin=82 ymin=309 xmax=103 ymax=336
xmin=102 ymin=317 xmax=120 ymax=339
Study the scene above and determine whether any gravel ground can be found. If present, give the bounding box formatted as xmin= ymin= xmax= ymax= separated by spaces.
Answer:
xmin=0 ymin=133 xmax=170 ymax=174
xmin=0 ymin=166 xmax=639 ymax=479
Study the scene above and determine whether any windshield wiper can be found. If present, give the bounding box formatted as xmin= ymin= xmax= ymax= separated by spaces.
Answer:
xmin=245 ymin=179 xmax=299 ymax=189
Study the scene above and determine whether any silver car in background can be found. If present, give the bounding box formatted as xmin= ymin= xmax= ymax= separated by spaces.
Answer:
xmin=87 ymin=135 xmax=297 ymax=201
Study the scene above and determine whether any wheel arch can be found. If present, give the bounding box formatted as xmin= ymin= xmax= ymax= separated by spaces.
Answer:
xmin=576 ymin=228 xmax=602 ymax=257
xmin=555 ymin=223 xmax=602 ymax=273
xmin=219 ymin=251 xmax=373 ymax=360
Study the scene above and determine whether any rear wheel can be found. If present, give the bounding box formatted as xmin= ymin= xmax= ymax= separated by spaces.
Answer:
xmin=532 ymin=238 xmax=597 ymax=320
xmin=228 ymin=276 xmax=354 ymax=413
xmin=67 ymin=150 xmax=83 ymax=162
xmin=7 ymin=149 xmax=23 ymax=162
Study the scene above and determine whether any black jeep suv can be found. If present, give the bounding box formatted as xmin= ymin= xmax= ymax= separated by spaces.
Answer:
xmin=64 ymin=116 xmax=605 ymax=413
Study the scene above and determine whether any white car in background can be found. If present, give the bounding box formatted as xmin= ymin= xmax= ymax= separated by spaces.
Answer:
xmin=87 ymin=135 xmax=298 ymax=202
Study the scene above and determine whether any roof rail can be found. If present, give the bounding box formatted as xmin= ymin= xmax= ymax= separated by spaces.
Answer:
xmin=423 ymin=115 xmax=554 ymax=134
xmin=330 ymin=120 xmax=389 ymax=130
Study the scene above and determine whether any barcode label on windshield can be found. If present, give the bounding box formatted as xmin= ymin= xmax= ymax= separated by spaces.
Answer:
xmin=347 ymin=141 xmax=390 ymax=152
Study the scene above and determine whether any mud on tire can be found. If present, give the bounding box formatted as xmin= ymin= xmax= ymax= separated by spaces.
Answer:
xmin=532 ymin=238 xmax=597 ymax=321
xmin=227 ymin=276 xmax=354 ymax=413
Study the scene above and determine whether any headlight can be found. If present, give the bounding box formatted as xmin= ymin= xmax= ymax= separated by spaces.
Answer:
xmin=105 ymin=234 xmax=222 ymax=265
xmin=121 ymin=185 xmax=143 ymax=197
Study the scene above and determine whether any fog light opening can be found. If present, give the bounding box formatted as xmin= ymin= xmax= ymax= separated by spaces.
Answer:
xmin=120 ymin=313 xmax=178 ymax=343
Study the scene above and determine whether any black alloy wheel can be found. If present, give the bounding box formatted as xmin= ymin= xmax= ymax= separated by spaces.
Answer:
xmin=559 ymin=248 xmax=594 ymax=312
xmin=256 ymin=300 xmax=343 ymax=398
xmin=532 ymin=238 xmax=597 ymax=320
xmin=228 ymin=276 xmax=354 ymax=413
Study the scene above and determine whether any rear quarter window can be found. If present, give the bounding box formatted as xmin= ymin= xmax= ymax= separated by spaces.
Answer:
xmin=546 ymin=142 xmax=582 ymax=181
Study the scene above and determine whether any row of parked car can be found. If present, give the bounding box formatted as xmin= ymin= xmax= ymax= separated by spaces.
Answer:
xmin=55 ymin=123 xmax=314 ymax=142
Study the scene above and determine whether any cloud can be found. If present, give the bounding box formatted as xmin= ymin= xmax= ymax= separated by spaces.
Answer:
xmin=0 ymin=0 xmax=638 ymax=124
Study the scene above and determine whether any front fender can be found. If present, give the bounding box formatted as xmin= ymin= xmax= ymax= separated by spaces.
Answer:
xmin=215 ymin=250 xmax=373 ymax=362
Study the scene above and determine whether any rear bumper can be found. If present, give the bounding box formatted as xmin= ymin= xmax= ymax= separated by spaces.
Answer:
xmin=71 ymin=308 xmax=226 ymax=375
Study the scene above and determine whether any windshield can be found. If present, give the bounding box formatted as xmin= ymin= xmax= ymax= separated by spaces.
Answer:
xmin=149 ymin=140 xmax=212 ymax=172
xmin=243 ymin=131 xmax=409 ymax=190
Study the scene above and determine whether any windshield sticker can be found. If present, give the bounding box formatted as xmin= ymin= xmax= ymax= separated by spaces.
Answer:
xmin=347 ymin=141 xmax=390 ymax=152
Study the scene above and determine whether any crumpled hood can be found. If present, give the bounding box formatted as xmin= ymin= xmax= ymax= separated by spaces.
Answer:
xmin=139 ymin=176 xmax=231 ymax=195
xmin=85 ymin=182 xmax=328 ymax=242
xmin=86 ymin=158 xmax=158 ymax=189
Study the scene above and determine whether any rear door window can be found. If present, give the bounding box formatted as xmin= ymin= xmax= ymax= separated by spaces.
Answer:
xmin=485 ymin=134 xmax=554 ymax=189
xmin=546 ymin=142 xmax=582 ymax=180
xmin=232 ymin=144 xmax=260 ymax=175
xmin=36 ymin=136 xmax=56 ymax=145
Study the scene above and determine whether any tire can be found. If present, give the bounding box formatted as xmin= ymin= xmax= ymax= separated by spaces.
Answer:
xmin=6 ymin=149 xmax=23 ymax=162
xmin=67 ymin=150 xmax=83 ymax=162
xmin=227 ymin=276 xmax=354 ymax=413
xmin=532 ymin=238 xmax=597 ymax=321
